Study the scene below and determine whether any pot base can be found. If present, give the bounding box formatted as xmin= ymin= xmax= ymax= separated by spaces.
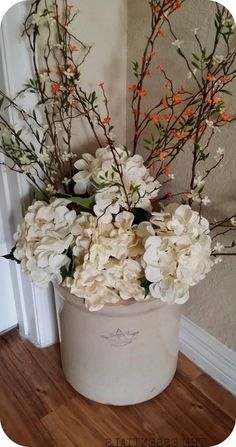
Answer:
xmin=61 ymin=359 xmax=178 ymax=406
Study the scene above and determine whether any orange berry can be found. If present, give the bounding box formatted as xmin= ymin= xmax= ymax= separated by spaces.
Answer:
xmin=102 ymin=116 xmax=111 ymax=125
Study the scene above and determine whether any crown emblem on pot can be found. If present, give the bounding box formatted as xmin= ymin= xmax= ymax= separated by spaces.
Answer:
xmin=101 ymin=328 xmax=139 ymax=347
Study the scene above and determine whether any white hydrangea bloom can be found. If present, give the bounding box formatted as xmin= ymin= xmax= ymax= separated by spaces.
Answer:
xmin=73 ymin=146 xmax=161 ymax=222
xmin=71 ymin=258 xmax=147 ymax=311
xmin=13 ymin=199 xmax=78 ymax=287
xmin=141 ymin=205 xmax=213 ymax=304
xmin=69 ymin=211 xmax=149 ymax=310
xmin=72 ymin=211 xmax=143 ymax=270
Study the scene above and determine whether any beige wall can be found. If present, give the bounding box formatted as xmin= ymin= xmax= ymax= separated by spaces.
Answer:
xmin=127 ymin=0 xmax=236 ymax=351
xmin=70 ymin=0 xmax=127 ymax=152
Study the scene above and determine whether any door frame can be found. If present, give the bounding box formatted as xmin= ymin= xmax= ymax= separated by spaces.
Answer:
xmin=0 ymin=1 xmax=58 ymax=347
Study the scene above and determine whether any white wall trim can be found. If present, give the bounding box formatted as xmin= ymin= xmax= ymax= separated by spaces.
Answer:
xmin=180 ymin=316 xmax=236 ymax=396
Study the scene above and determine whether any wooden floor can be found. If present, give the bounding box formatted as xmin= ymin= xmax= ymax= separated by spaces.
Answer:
xmin=0 ymin=330 xmax=235 ymax=447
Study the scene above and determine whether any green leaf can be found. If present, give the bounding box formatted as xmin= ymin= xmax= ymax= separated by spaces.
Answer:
xmin=132 ymin=207 xmax=152 ymax=225
xmin=60 ymin=248 xmax=74 ymax=279
xmin=0 ymin=97 xmax=5 ymax=109
xmin=57 ymin=194 xmax=95 ymax=210
xmin=198 ymin=152 xmax=209 ymax=161
xmin=35 ymin=130 xmax=40 ymax=141
xmin=191 ymin=61 xmax=199 ymax=69
xmin=91 ymin=91 xmax=97 ymax=103
xmin=192 ymin=53 xmax=200 ymax=61
xmin=221 ymin=89 xmax=233 ymax=96
xmin=60 ymin=265 xmax=73 ymax=280
xmin=132 ymin=60 xmax=139 ymax=78
xmin=141 ymin=278 xmax=151 ymax=298
xmin=33 ymin=187 xmax=46 ymax=201
xmin=2 ymin=246 xmax=20 ymax=264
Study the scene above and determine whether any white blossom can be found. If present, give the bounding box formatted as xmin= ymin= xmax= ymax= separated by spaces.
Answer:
xmin=46 ymin=184 xmax=56 ymax=194
xmin=22 ymin=164 xmax=35 ymax=175
xmin=213 ymin=55 xmax=225 ymax=65
xmin=19 ymin=154 xmax=31 ymax=165
xmin=188 ymin=190 xmax=201 ymax=203
xmin=64 ymin=68 xmax=75 ymax=79
xmin=31 ymin=12 xmax=56 ymax=27
xmin=222 ymin=18 xmax=235 ymax=29
xmin=217 ymin=147 xmax=225 ymax=156
xmin=213 ymin=242 xmax=224 ymax=253
xmin=52 ymin=43 xmax=64 ymax=50
xmin=62 ymin=177 xmax=71 ymax=186
xmin=205 ymin=119 xmax=214 ymax=129
xmin=214 ymin=147 xmax=225 ymax=162
xmin=0 ymin=127 xmax=12 ymax=138
xmin=61 ymin=151 xmax=77 ymax=162
xmin=39 ymin=72 xmax=50 ymax=83
xmin=230 ymin=217 xmax=236 ymax=227
xmin=46 ymin=144 xmax=55 ymax=152
xmin=172 ymin=39 xmax=184 ymax=49
xmin=37 ymin=152 xmax=50 ymax=163
xmin=193 ymin=174 xmax=205 ymax=190
xmin=202 ymin=196 xmax=211 ymax=206
xmin=187 ymin=68 xmax=197 ymax=79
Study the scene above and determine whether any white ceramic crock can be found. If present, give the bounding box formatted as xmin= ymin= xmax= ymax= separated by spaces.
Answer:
xmin=54 ymin=285 xmax=181 ymax=405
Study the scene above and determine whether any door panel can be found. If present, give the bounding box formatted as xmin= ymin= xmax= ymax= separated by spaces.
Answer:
xmin=0 ymin=11 xmax=18 ymax=334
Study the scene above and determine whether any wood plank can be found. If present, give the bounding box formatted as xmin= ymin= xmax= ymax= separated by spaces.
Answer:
xmin=155 ymin=381 xmax=214 ymax=445
xmin=164 ymin=376 xmax=234 ymax=444
xmin=0 ymin=376 xmax=55 ymax=447
xmin=176 ymin=352 xmax=203 ymax=382
xmin=192 ymin=373 xmax=236 ymax=420
xmin=0 ymin=330 xmax=76 ymax=417
xmin=0 ymin=340 xmax=48 ymax=419
xmin=42 ymin=398 xmax=107 ymax=447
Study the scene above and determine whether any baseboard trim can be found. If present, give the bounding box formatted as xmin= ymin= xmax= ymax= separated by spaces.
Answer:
xmin=0 ymin=324 xmax=18 ymax=336
xmin=179 ymin=316 xmax=236 ymax=396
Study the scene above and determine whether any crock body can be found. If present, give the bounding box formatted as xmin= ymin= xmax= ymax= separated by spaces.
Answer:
xmin=54 ymin=285 xmax=181 ymax=405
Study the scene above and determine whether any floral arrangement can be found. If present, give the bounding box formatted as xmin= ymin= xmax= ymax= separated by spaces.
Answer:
xmin=1 ymin=0 xmax=236 ymax=311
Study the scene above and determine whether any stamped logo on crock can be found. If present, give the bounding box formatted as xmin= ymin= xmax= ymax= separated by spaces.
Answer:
xmin=101 ymin=328 xmax=139 ymax=347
